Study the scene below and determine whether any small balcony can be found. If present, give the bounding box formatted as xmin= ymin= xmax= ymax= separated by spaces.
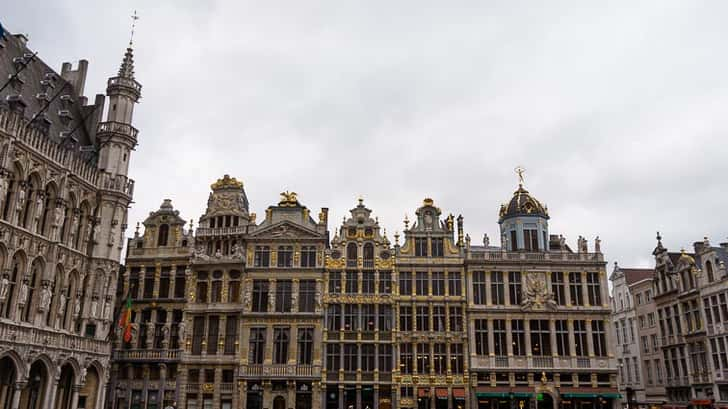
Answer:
xmin=240 ymin=364 xmax=319 ymax=379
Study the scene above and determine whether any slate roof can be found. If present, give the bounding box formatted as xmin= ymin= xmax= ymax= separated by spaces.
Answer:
xmin=0 ymin=32 xmax=98 ymax=147
xmin=622 ymin=268 xmax=654 ymax=285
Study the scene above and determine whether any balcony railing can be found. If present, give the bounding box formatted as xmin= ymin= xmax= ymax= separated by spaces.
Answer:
xmin=0 ymin=320 xmax=109 ymax=355
xmin=240 ymin=364 xmax=318 ymax=378
xmin=113 ymin=349 xmax=180 ymax=361
xmin=532 ymin=356 xmax=554 ymax=368
xmin=195 ymin=226 xmax=248 ymax=236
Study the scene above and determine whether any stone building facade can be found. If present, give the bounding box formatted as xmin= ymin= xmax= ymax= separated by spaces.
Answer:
xmin=111 ymin=200 xmax=192 ymax=409
xmin=393 ymin=198 xmax=470 ymax=409
xmin=609 ymin=264 xmax=652 ymax=408
xmin=0 ymin=29 xmax=140 ymax=409
xmin=322 ymin=199 xmax=395 ymax=409
xmin=467 ymin=182 xmax=618 ymax=409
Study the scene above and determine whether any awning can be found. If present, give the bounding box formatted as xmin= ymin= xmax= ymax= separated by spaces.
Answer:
xmin=692 ymin=400 xmax=712 ymax=406
xmin=435 ymin=389 xmax=448 ymax=400
xmin=562 ymin=393 xmax=598 ymax=398
xmin=417 ymin=388 xmax=430 ymax=398
xmin=452 ymin=388 xmax=466 ymax=400
xmin=476 ymin=392 xmax=509 ymax=398
xmin=600 ymin=393 xmax=622 ymax=399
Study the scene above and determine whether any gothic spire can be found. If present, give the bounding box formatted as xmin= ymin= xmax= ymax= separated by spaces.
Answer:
xmin=118 ymin=10 xmax=139 ymax=79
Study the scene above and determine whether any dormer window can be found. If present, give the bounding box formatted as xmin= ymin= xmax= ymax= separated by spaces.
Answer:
xmin=157 ymin=224 xmax=169 ymax=246
xmin=431 ymin=238 xmax=444 ymax=257
xmin=524 ymin=228 xmax=539 ymax=251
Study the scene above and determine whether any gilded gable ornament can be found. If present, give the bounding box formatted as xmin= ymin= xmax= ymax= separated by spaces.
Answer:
xmin=279 ymin=191 xmax=299 ymax=207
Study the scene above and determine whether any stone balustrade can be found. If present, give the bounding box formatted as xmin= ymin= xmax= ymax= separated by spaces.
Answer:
xmin=0 ymin=320 xmax=109 ymax=355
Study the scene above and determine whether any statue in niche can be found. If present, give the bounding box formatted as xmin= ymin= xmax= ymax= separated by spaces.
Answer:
xmin=0 ymin=275 xmax=9 ymax=302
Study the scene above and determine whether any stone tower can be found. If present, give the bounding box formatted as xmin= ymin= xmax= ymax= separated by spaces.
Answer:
xmin=92 ymin=43 xmax=142 ymax=262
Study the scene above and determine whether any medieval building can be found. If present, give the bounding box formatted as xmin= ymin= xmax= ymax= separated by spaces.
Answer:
xmin=0 ymin=27 xmax=140 ymax=409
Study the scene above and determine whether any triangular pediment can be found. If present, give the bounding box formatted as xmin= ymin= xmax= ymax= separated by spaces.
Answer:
xmin=249 ymin=220 xmax=324 ymax=240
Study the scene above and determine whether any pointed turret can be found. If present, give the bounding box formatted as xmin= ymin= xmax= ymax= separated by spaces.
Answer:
xmin=118 ymin=46 xmax=135 ymax=79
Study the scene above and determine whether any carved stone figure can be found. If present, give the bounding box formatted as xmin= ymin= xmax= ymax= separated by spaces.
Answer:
xmin=53 ymin=206 xmax=64 ymax=227
xmin=16 ymin=186 xmax=26 ymax=209
xmin=483 ymin=233 xmax=490 ymax=247
xmin=0 ymin=177 xmax=8 ymax=206
xmin=92 ymin=223 xmax=101 ymax=244
xmin=34 ymin=196 xmax=44 ymax=223
xmin=145 ymin=321 xmax=154 ymax=340
xmin=243 ymin=287 xmax=251 ymax=311
xmin=559 ymin=235 xmax=566 ymax=249
xmin=103 ymin=297 xmax=111 ymax=320
xmin=0 ymin=275 xmax=9 ymax=302
xmin=39 ymin=284 xmax=52 ymax=311
xmin=73 ymin=296 xmax=81 ymax=318
xmin=18 ymin=281 xmax=29 ymax=305
xmin=58 ymin=292 xmax=67 ymax=317
xmin=194 ymin=245 xmax=209 ymax=260
xmin=268 ymin=294 xmax=275 ymax=312
xmin=177 ymin=321 xmax=186 ymax=340
xmin=90 ymin=297 xmax=99 ymax=318
xmin=214 ymin=249 xmax=222 ymax=259
xmin=521 ymin=273 xmax=557 ymax=311
xmin=594 ymin=236 xmax=601 ymax=253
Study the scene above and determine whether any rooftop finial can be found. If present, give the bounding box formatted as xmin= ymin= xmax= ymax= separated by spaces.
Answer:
xmin=129 ymin=10 xmax=139 ymax=47
xmin=515 ymin=165 xmax=526 ymax=186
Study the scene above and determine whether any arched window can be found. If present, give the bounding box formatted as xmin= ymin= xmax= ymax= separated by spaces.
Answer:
xmin=346 ymin=243 xmax=358 ymax=260
xmin=363 ymin=243 xmax=374 ymax=268
xmin=706 ymin=260 xmax=715 ymax=282
xmin=157 ymin=224 xmax=169 ymax=247
xmin=3 ymin=252 xmax=24 ymax=318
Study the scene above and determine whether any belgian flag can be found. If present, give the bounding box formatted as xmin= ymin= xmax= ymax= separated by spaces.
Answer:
xmin=118 ymin=296 xmax=133 ymax=343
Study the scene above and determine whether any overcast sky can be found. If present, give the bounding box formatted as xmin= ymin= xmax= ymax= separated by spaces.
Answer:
xmin=6 ymin=1 xmax=728 ymax=270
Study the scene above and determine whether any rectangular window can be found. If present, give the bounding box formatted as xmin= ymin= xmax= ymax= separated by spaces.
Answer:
xmin=473 ymin=272 xmax=486 ymax=304
xmin=592 ymin=320 xmax=607 ymax=356
xmin=399 ymin=272 xmax=412 ymax=296
xmin=328 ymin=272 xmax=341 ymax=293
xmin=207 ymin=316 xmax=219 ymax=355
xmin=587 ymin=272 xmax=601 ymax=305
xmin=298 ymin=280 xmax=316 ymax=312
xmin=297 ymin=327 xmax=313 ymax=364
xmin=530 ymin=319 xmax=551 ymax=356
xmin=252 ymin=280 xmax=268 ymax=312
xmin=448 ymin=272 xmax=462 ymax=296
xmin=569 ymin=272 xmax=584 ymax=306
xmin=192 ymin=316 xmax=205 ymax=355
xmin=196 ymin=273 xmax=208 ymax=303
xmin=416 ymin=306 xmax=429 ymax=331
xmin=378 ymin=305 xmax=392 ymax=331
xmin=254 ymin=246 xmax=270 ymax=267
xmin=144 ymin=274 xmax=154 ymax=299
xmin=432 ymin=272 xmax=445 ymax=296
xmin=174 ymin=268 xmax=186 ymax=298
xmin=344 ymin=304 xmax=358 ymax=331
xmin=326 ymin=344 xmax=340 ymax=371
xmin=509 ymin=272 xmax=522 ymax=305
xmin=224 ymin=316 xmax=238 ymax=355
xmin=159 ymin=272 xmax=170 ymax=299
xmin=344 ymin=344 xmax=357 ymax=371
xmin=555 ymin=320 xmax=570 ymax=356
xmin=574 ymin=320 xmax=589 ymax=356
xmin=642 ymin=336 xmax=649 ymax=353
xmin=301 ymin=245 xmax=317 ymax=267
xmin=450 ymin=343 xmax=464 ymax=373
xmin=275 ymin=280 xmax=292 ymax=312
xmin=400 ymin=306 xmax=412 ymax=331
xmin=415 ymin=272 xmax=428 ymax=296
xmin=361 ymin=344 xmax=375 ymax=372
xmin=400 ymin=343 xmax=413 ymax=374
xmin=512 ymin=320 xmax=526 ymax=355
xmin=277 ymin=246 xmax=293 ymax=267
xmin=210 ymin=279 xmax=222 ymax=303
xmin=524 ymin=229 xmax=539 ymax=251
xmin=327 ymin=304 xmax=341 ymax=331
xmin=415 ymin=238 xmax=428 ymax=257
xmin=432 ymin=306 xmax=446 ymax=331
xmin=491 ymin=272 xmax=505 ymax=305
xmin=362 ymin=272 xmax=375 ymax=294
xmin=434 ymin=343 xmax=447 ymax=374
xmin=361 ymin=304 xmax=376 ymax=332
xmin=493 ymin=319 xmax=507 ymax=355
xmin=345 ymin=271 xmax=357 ymax=294
xmin=475 ymin=319 xmax=488 ymax=355
xmin=379 ymin=271 xmax=392 ymax=294
xmin=228 ymin=278 xmax=240 ymax=303
xmin=552 ymin=272 xmax=566 ymax=305
xmin=431 ymin=238 xmax=444 ymax=257
xmin=273 ymin=327 xmax=290 ymax=364
xmin=449 ymin=306 xmax=463 ymax=332
xmin=416 ymin=343 xmax=430 ymax=373
xmin=378 ymin=344 xmax=392 ymax=372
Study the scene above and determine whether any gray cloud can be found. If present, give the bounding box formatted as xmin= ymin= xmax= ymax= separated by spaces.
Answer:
xmin=6 ymin=0 xmax=728 ymax=268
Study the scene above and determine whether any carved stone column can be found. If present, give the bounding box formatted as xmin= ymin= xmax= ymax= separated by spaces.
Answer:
xmin=10 ymin=382 xmax=24 ymax=409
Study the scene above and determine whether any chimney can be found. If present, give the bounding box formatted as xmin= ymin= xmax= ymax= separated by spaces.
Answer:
xmin=693 ymin=241 xmax=705 ymax=254
xmin=60 ymin=59 xmax=89 ymax=98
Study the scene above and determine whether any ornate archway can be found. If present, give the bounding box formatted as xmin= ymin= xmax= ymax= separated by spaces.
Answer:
xmin=53 ymin=364 xmax=75 ymax=409
xmin=0 ymin=356 xmax=18 ymax=409
xmin=78 ymin=366 xmax=100 ymax=409
xmin=19 ymin=360 xmax=49 ymax=409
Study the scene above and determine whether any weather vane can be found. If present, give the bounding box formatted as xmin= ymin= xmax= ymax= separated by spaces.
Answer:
xmin=515 ymin=165 xmax=525 ymax=185
xmin=129 ymin=10 xmax=139 ymax=46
